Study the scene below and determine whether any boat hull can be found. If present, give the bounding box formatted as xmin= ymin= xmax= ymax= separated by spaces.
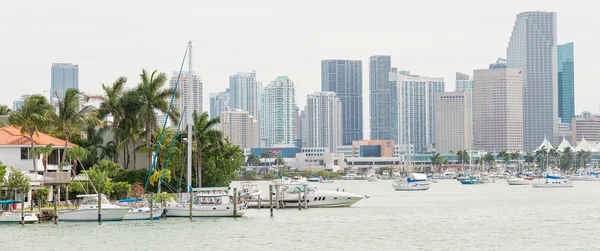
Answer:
xmin=165 ymin=205 xmax=246 ymax=217
xmin=532 ymin=183 xmax=573 ymax=188
xmin=506 ymin=178 xmax=530 ymax=185
xmin=392 ymin=182 xmax=430 ymax=191
xmin=58 ymin=208 xmax=130 ymax=222
xmin=122 ymin=208 xmax=162 ymax=220
xmin=0 ymin=212 xmax=38 ymax=223
xmin=459 ymin=180 xmax=484 ymax=185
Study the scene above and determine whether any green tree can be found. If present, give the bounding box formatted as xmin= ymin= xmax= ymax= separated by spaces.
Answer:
xmin=510 ymin=151 xmax=521 ymax=171
xmin=8 ymin=95 xmax=54 ymax=173
xmin=241 ymin=170 xmax=257 ymax=180
xmin=524 ymin=151 xmax=535 ymax=169
xmin=77 ymin=125 xmax=108 ymax=168
xmin=0 ymin=105 xmax=11 ymax=115
xmin=65 ymin=146 xmax=90 ymax=173
xmin=97 ymin=77 xmax=127 ymax=163
xmin=497 ymin=150 xmax=510 ymax=171
xmin=535 ymin=147 xmax=547 ymax=170
xmin=430 ymin=153 xmax=443 ymax=167
xmin=4 ymin=167 xmax=31 ymax=199
xmin=275 ymin=154 xmax=285 ymax=176
xmin=548 ymin=148 xmax=560 ymax=168
xmin=559 ymin=148 xmax=574 ymax=171
xmin=30 ymin=144 xmax=54 ymax=173
xmin=483 ymin=152 xmax=496 ymax=171
xmin=201 ymin=140 xmax=244 ymax=187
xmin=54 ymin=88 xmax=99 ymax=163
xmin=246 ymin=153 xmax=260 ymax=167
xmin=136 ymin=69 xmax=180 ymax=170
xmin=261 ymin=149 xmax=271 ymax=168
xmin=191 ymin=111 xmax=222 ymax=187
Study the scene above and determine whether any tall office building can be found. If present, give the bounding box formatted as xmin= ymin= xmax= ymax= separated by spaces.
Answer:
xmin=321 ymin=59 xmax=363 ymax=144
xmin=507 ymin=11 xmax=558 ymax=150
xmin=229 ymin=71 xmax=262 ymax=119
xmin=170 ymin=71 xmax=202 ymax=126
xmin=473 ymin=67 xmax=523 ymax=152
xmin=369 ymin=55 xmax=394 ymax=141
xmin=434 ymin=91 xmax=472 ymax=154
xmin=209 ymin=89 xmax=230 ymax=119
xmin=12 ymin=94 xmax=30 ymax=111
xmin=455 ymin=72 xmax=473 ymax=91
xmin=306 ymin=92 xmax=343 ymax=153
xmin=51 ymin=63 xmax=79 ymax=99
xmin=221 ymin=109 xmax=259 ymax=149
xmin=391 ymin=71 xmax=445 ymax=153
xmin=300 ymin=109 xmax=308 ymax=149
xmin=260 ymin=76 xmax=296 ymax=147
xmin=558 ymin=42 xmax=575 ymax=124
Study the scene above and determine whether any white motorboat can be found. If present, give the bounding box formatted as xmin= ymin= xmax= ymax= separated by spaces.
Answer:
xmin=307 ymin=176 xmax=322 ymax=183
xmin=278 ymin=185 xmax=364 ymax=208
xmin=58 ymin=194 xmax=130 ymax=222
xmin=118 ymin=198 xmax=162 ymax=220
xmin=382 ymin=171 xmax=390 ymax=180
xmin=240 ymin=182 xmax=262 ymax=200
xmin=392 ymin=182 xmax=430 ymax=191
xmin=319 ymin=178 xmax=334 ymax=183
xmin=341 ymin=173 xmax=358 ymax=180
xmin=532 ymin=175 xmax=573 ymax=188
xmin=0 ymin=200 xmax=38 ymax=224
xmin=506 ymin=177 xmax=530 ymax=185
xmin=165 ymin=187 xmax=247 ymax=217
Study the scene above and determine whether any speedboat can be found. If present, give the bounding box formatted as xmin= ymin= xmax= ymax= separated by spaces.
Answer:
xmin=278 ymin=185 xmax=364 ymax=208
xmin=532 ymin=174 xmax=573 ymax=188
xmin=165 ymin=187 xmax=247 ymax=217
xmin=0 ymin=200 xmax=38 ymax=224
xmin=240 ymin=182 xmax=262 ymax=200
xmin=307 ymin=176 xmax=322 ymax=183
xmin=366 ymin=169 xmax=379 ymax=182
xmin=319 ymin=178 xmax=334 ymax=183
xmin=392 ymin=182 xmax=430 ymax=191
xmin=458 ymin=174 xmax=484 ymax=185
xmin=58 ymin=194 xmax=130 ymax=222
xmin=118 ymin=198 xmax=162 ymax=220
xmin=506 ymin=177 xmax=530 ymax=185
xmin=341 ymin=173 xmax=357 ymax=180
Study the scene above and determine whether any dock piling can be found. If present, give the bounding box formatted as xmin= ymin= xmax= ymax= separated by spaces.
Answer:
xmin=297 ymin=192 xmax=301 ymax=210
xmin=53 ymin=188 xmax=58 ymax=224
xmin=20 ymin=193 xmax=25 ymax=225
xmin=269 ymin=185 xmax=273 ymax=217
xmin=97 ymin=193 xmax=102 ymax=224
xmin=233 ymin=188 xmax=237 ymax=218
xmin=150 ymin=193 xmax=154 ymax=221
xmin=303 ymin=184 xmax=308 ymax=210
xmin=189 ymin=190 xmax=193 ymax=220
xmin=275 ymin=185 xmax=280 ymax=209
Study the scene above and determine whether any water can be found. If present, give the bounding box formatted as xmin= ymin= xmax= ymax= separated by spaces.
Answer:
xmin=2 ymin=180 xmax=600 ymax=251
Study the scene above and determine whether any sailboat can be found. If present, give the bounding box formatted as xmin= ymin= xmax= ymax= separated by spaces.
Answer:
xmin=164 ymin=41 xmax=246 ymax=217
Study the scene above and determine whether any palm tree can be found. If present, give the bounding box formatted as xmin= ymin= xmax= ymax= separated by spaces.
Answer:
xmin=483 ymin=152 xmax=496 ymax=171
xmin=524 ymin=151 xmax=535 ymax=169
xmin=0 ymin=105 xmax=11 ymax=115
xmin=136 ymin=69 xmax=180 ymax=170
xmin=261 ymin=149 xmax=271 ymax=169
xmin=497 ymin=150 xmax=509 ymax=171
xmin=97 ymin=77 xmax=127 ymax=163
xmin=8 ymin=95 xmax=54 ymax=173
xmin=575 ymin=150 xmax=591 ymax=170
xmin=246 ymin=153 xmax=260 ymax=167
xmin=275 ymin=154 xmax=285 ymax=176
xmin=510 ymin=151 xmax=521 ymax=171
xmin=191 ymin=111 xmax=222 ymax=187
xmin=54 ymin=88 xmax=99 ymax=163
xmin=535 ymin=146 xmax=547 ymax=170
xmin=548 ymin=148 xmax=560 ymax=168
xmin=430 ymin=153 xmax=443 ymax=167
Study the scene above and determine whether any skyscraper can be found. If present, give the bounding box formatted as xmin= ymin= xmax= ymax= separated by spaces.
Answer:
xmin=260 ymin=76 xmax=296 ymax=147
xmin=369 ymin=55 xmax=394 ymax=141
xmin=455 ymin=72 xmax=473 ymax=91
xmin=229 ymin=71 xmax=262 ymax=119
xmin=209 ymin=89 xmax=230 ymax=119
xmin=558 ymin=42 xmax=575 ymax=124
xmin=321 ymin=60 xmax=363 ymax=145
xmin=473 ymin=67 xmax=523 ymax=152
xmin=391 ymin=71 xmax=445 ymax=153
xmin=12 ymin=94 xmax=30 ymax=111
xmin=170 ymin=71 xmax=202 ymax=126
xmin=434 ymin=91 xmax=472 ymax=154
xmin=300 ymin=109 xmax=308 ymax=148
xmin=221 ymin=109 xmax=259 ymax=149
xmin=507 ymin=11 xmax=558 ymax=150
xmin=51 ymin=63 xmax=79 ymax=99
xmin=306 ymin=92 xmax=343 ymax=153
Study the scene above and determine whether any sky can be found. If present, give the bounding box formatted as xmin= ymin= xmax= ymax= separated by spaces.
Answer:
xmin=1 ymin=0 xmax=598 ymax=138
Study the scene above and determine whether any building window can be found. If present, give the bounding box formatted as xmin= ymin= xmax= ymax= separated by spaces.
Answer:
xmin=21 ymin=147 xmax=30 ymax=160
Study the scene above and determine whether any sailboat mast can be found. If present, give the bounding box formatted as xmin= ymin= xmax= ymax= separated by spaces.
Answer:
xmin=187 ymin=41 xmax=193 ymax=192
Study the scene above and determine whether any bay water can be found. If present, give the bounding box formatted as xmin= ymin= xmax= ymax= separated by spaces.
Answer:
xmin=1 ymin=180 xmax=599 ymax=250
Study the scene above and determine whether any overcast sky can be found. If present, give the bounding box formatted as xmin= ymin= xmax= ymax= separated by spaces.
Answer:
xmin=1 ymin=0 xmax=598 ymax=137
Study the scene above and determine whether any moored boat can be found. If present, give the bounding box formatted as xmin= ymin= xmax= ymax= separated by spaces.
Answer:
xmin=165 ymin=187 xmax=246 ymax=217
xmin=319 ymin=178 xmax=334 ymax=183
xmin=0 ymin=200 xmax=38 ymax=224
xmin=307 ymin=176 xmax=321 ymax=183
xmin=532 ymin=174 xmax=573 ymax=188
xmin=506 ymin=177 xmax=530 ymax=185
xmin=278 ymin=185 xmax=364 ymax=208
xmin=392 ymin=182 xmax=430 ymax=191
xmin=58 ymin=194 xmax=129 ymax=222
xmin=118 ymin=198 xmax=162 ymax=220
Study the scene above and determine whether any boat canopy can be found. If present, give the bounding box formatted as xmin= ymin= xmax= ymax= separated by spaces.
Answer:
xmin=118 ymin=198 xmax=143 ymax=203
xmin=0 ymin=200 xmax=21 ymax=205
xmin=286 ymin=185 xmax=316 ymax=194
xmin=409 ymin=173 xmax=428 ymax=181
xmin=546 ymin=174 xmax=561 ymax=179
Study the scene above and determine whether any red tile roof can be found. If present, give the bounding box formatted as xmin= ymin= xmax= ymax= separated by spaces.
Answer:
xmin=0 ymin=126 xmax=76 ymax=147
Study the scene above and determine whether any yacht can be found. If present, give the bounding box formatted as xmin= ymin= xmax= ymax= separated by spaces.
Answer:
xmin=341 ymin=173 xmax=358 ymax=180
xmin=506 ymin=177 xmax=530 ymax=185
xmin=532 ymin=175 xmax=573 ymax=188
xmin=240 ymin=182 xmax=262 ymax=200
xmin=458 ymin=174 xmax=484 ymax=185
xmin=392 ymin=182 xmax=430 ymax=191
xmin=58 ymin=194 xmax=130 ymax=222
xmin=165 ymin=187 xmax=247 ymax=217
xmin=307 ymin=176 xmax=322 ymax=183
xmin=0 ymin=200 xmax=38 ymax=224
xmin=366 ymin=169 xmax=379 ymax=182
xmin=118 ymin=198 xmax=162 ymax=220
xmin=278 ymin=185 xmax=364 ymax=208
xmin=319 ymin=178 xmax=334 ymax=183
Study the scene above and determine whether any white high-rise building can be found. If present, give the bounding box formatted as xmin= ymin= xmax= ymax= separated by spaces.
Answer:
xmin=434 ymin=91 xmax=472 ymax=154
xmin=12 ymin=94 xmax=31 ymax=111
xmin=391 ymin=71 xmax=445 ymax=153
xmin=473 ymin=67 xmax=523 ymax=152
xmin=306 ymin=92 xmax=343 ymax=153
xmin=260 ymin=76 xmax=296 ymax=147
xmin=229 ymin=71 xmax=262 ymax=119
xmin=455 ymin=72 xmax=473 ymax=91
xmin=221 ymin=109 xmax=259 ymax=149
xmin=170 ymin=71 xmax=202 ymax=126
xmin=209 ymin=90 xmax=230 ymax=119
xmin=507 ymin=11 xmax=558 ymax=150
xmin=300 ymin=109 xmax=308 ymax=148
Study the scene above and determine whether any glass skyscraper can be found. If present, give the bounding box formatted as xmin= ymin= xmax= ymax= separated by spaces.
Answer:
xmin=51 ymin=63 xmax=79 ymax=99
xmin=369 ymin=55 xmax=394 ymax=141
xmin=321 ymin=59 xmax=363 ymax=145
xmin=507 ymin=11 xmax=558 ymax=150
xmin=229 ymin=71 xmax=261 ymax=119
xmin=209 ymin=89 xmax=230 ymax=119
xmin=558 ymin=42 xmax=575 ymax=124
xmin=260 ymin=76 xmax=296 ymax=147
